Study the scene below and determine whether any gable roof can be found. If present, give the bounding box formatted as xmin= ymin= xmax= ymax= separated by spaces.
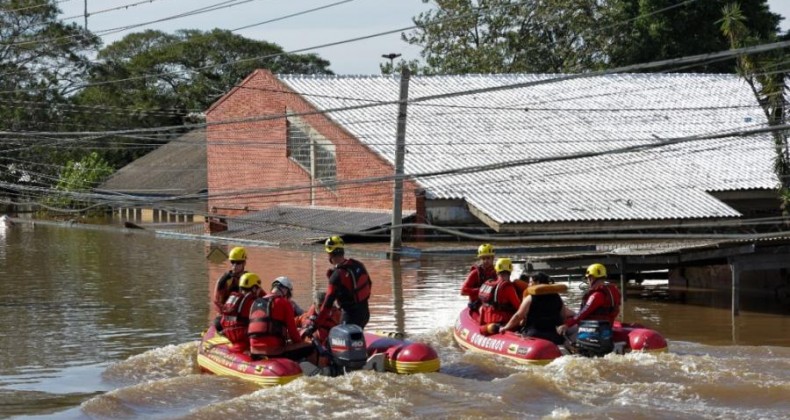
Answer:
xmin=98 ymin=129 xmax=207 ymax=196
xmin=277 ymin=73 xmax=778 ymax=226
xmin=212 ymin=204 xmax=415 ymax=245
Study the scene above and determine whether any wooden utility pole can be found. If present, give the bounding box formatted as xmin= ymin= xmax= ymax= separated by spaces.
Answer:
xmin=84 ymin=0 xmax=88 ymax=29
xmin=729 ymin=259 xmax=740 ymax=317
xmin=389 ymin=67 xmax=410 ymax=260
xmin=310 ymin=134 xmax=316 ymax=205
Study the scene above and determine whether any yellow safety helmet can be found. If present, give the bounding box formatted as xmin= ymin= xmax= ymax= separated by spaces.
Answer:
xmin=239 ymin=272 xmax=261 ymax=289
xmin=477 ymin=243 xmax=495 ymax=258
xmin=495 ymin=257 xmax=513 ymax=274
xmin=586 ymin=263 xmax=607 ymax=279
xmin=228 ymin=247 xmax=247 ymax=262
xmin=325 ymin=236 xmax=345 ymax=253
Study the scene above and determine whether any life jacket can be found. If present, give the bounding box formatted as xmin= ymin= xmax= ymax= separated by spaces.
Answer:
xmin=298 ymin=305 xmax=341 ymax=344
xmin=471 ymin=264 xmax=497 ymax=286
xmin=328 ymin=258 xmax=372 ymax=307
xmin=214 ymin=270 xmax=245 ymax=310
xmin=220 ymin=291 xmax=256 ymax=345
xmin=478 ymin=278 xmax=517 ymax=312
xmin=581 ymin=282 xmax=622 ymax=319
xmin=247 ymin=296 xmax=285 ymax=339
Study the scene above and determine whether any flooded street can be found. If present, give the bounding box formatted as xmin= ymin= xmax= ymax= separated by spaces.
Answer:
xmin=1 ymin=222 xmax=789 ymax=419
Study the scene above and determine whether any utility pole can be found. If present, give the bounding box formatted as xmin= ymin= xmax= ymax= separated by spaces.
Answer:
xmin=84 ymin=0 xmax=88 ymax=29
xmin=389 ymin=67 xmax=410 ymax=260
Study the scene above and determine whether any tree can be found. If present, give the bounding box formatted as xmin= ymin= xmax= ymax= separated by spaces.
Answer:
xmin=403 ymin=0 xmax=628 ymax=74
xmin=609 ymin=0 xmax=783 ymax=72
xmin=403 ymin=0 xmax=783 ymax=74
xmin=720 ymin=2 xmax=789 ymax=216
xmin=72 ymin=28 xmax=334 ymax=168
xmin=77 ymin=29 xmax=332 ymax=123
xmin=0 ymin=0 xmax=100 ymax=187
xmin=45 ymin=151 xmax=113 ymax=212
xmin=380 ymin=58 xmax=425 ymax=75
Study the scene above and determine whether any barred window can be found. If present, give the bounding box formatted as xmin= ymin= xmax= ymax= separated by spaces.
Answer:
xmin=286 ymin=114 xmax=336 ymax=189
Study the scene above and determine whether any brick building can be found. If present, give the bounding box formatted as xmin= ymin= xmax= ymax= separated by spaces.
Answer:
xmin=206 ymin=70 xmax=420 ymax=218
xmin=205 ymin=71 xmax=781 ymax=239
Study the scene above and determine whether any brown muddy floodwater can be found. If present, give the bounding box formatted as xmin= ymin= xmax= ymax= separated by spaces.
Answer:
xmin=1 ymin=222 xmax=789 ymax=419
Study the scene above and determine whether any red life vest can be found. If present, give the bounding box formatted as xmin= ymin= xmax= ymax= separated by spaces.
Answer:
xmin=247 ymin=296 xmax=285 ymax=339
xmin=328 ymin=258 xmax=372 ymax=306
xmin=298 ymin=305 xmax=341 ymax=344
xmin=472 ymin=264 xmax=497 ymax=285
xmin=220 ymin=291 xmax=255 ymax=345
xmin=478 ymin=278 xmax=516 ymax=312
xmin=581 ymin=282 xmax=622 ymax=320
xmin=214 ymin=270 xmax=246 ymax=310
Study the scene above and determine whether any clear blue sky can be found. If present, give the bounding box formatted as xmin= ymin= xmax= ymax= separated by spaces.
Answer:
xmin=58 ymin=0 xmax=790 ymax=75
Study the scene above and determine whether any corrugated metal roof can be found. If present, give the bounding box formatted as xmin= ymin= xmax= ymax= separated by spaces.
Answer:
xmin=98 ymin=130 xmax=207 ymax=196
xmin=278 ymin=73 xmax=778 ymax=224
xmin=212 ymin=204 xmax=415 ymax=245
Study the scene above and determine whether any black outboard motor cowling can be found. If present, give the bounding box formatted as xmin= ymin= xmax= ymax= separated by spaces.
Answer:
xmin=328 ymin=324 xmax=368 ymax=371
xmin=576 ymin=320 xmax=614 ymax=357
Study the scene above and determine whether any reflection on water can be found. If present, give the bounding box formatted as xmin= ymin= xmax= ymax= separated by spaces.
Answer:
xmin=1 ymin=223 xmax=789 ymax=419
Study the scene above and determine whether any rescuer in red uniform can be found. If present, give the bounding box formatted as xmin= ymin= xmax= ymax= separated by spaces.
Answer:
xmin=478 ymin=257 xmax=522 ymax=335
xmin=304 ymin=236 xmax=372 ymax=337
xmin=219 ymin=272 xmax=265 ymax=352
xmin=248 ymin=277 xmax=314 ymax=361
xmin=557 ymin=263 xmax=622 ymax=336
xmin=213 ymin=246 xmax=248 ymax=312
xmin=460 ymin=244 xmax=497 ymax=315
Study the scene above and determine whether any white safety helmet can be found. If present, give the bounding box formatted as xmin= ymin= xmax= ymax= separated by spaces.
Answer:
xmin=272 ymin=276 xmax=294 ymax=293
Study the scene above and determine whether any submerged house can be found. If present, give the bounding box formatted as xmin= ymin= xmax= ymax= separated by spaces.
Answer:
xmin=97 ymin=129 xmax=208 ymax=224
xmin=204 ymin=71 xmax=780 ymax=238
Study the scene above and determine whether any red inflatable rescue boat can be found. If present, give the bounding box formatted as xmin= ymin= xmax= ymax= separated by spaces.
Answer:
xmin=198 ymin=323 xmax=440 ymax=386
xmin=454 ymin=307 xmax=668 ymax=365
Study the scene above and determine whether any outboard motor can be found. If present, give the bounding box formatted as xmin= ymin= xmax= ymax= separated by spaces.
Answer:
xmin=328 ymin=324 xmax=368 ymax=371
xmin=576 ymin=320 xmax=614 ymax=357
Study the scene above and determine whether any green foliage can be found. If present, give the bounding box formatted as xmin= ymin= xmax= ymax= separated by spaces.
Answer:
xmin=47 ymin=152 xmax=114 ymax=211
xmin=71 ymin=28 xmax=334 ymax=169
xmin=0 ymin=0 xmax=100 ymax=186
xmin=380 ymin=59 xmax=426 ymax=75
xmin=78 ymin=29 xmax=333 ymax=119
xmin=404 ymin=0 xmax=623 ymax=74
xmin=610 ymin=0 xmax=782 ymax=72
xmin=404 ymin=0 xmax=783 ymax=74
xmin=720 ymin=2 xmax=789 ymax=215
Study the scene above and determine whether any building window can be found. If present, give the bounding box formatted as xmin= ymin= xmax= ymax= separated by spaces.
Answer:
xmin=286 ymin=113 xmax=336 ymax=189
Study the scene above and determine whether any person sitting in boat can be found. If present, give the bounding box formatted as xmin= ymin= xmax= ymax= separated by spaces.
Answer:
xmin=219 ymin=272 xmax=265 ymax=353
xmin=556 ymin=263 xmax=622 ymax=338
xmin=512 ymin=271 xmax=530 ymax=298
xmin=460 ymin=244 xmax=497 ymax=316
xmin=478 ymin=257 xmax=522 ymax=335
xmin=213 ymin=246 xmax=248 ymax=313
xmin=501 ymin=272 xmax=575 ymax=344
xmin=248 ymin=276 xmax=315 ymax=361
xmin=304 ymin=236 xmax=372 ymax=338
xmin=297 ymin=292 xmax=340 ymax=346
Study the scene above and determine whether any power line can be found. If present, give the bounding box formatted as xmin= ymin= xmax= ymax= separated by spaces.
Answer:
xmin=4 ymin=0 xmax=256 ymax=46
xmin=0 ymin=0 xmax=74 ymax=13
xmin=5 ymin=38 xmax=788 ymax=138
xmin=60 ymin=0 xmax=171 ymax=21
xmin=231 ymin=0 xmax=356 ymax=32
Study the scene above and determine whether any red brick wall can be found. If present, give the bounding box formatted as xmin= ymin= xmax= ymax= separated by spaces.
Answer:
xmin=206 ymin=70 xmax=418 ymax=217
